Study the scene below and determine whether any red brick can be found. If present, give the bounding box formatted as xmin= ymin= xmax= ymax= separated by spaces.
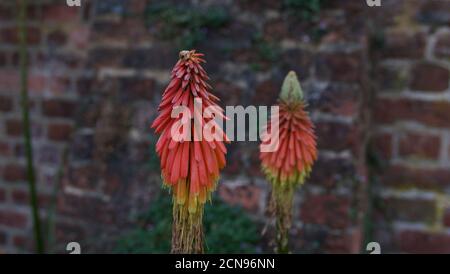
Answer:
xmin=300 ymin=194 xmax=351 ymax=230
xmin=11 ymin=189 xmax=51 ymax=207
xmin=48 ymin=76 xmax=71 ymax=94
xmin=3 ymin=163 xmax=26 ymax=182
xmin=214 ymin=80 xmax=244 ymax=106
xmin=5 ymin=119 xmax=22 ymax=137
xmin=69 ymin=25 xmax=90 ymax=50
xmin=380 ymin=164 xmax=450 ymax=189
xmin=0 ymin=187 xmax=5 ymax=202
xmin=435 ymin=33 xmax=450 ymax=59
xmin=92 ymin=19 xmax=147 ymax=45
xmin=42 ymin=4 xmax=79 ymax=23
xmin=0 ymin=69 xmax=19 ymax=91
xmin=410 ymin=63 xmax=449 ymax=92
xmin=54 ymin=221 xmax=85 ymax=244
xmin=31 ymin=51 xmax=69 ymax=69
xmin=123 ymin=46 xmax=177 ymax=70
xmin=309 ymin=84 xmax=359 ymax=117
xmin=218 ymin=184 xmax=262 ymax=213
xmin=0 ymin=210 xmax=28 ymax=229
xmin=370 ymin=132 xmax=392 ymax=160
xmin=119 ymin=77 xmax=156 ymax=101
xmin=381 ymin=30 xmax=425 ymax=59
xmin=12 ymin=235 xmax=28 ymax=249
xmin=374 ymin=98 xmax=450 ymax=128
xmin=0 ymin=141 xmax=11 ymax=157
xmin=57 ymin=193 xmax=114 ymax=224
xmin=47 ymin=30 xmax=67 ymax=46
xmin=325 ymin=228 xmax=363 ymax=254
xmin=0 ymin=95 xmax=13 ymax=112
xmin=0 ymin=26 xmax=41 ymax=45
xmin=42 ymin=99 xmax=76 ymax=118
xmin=66 ymin=165 xmax=98 ymax=191
xmin=251 ymin=79 xmax=282 ymax=105
xmin=310 ymin=157 xmax=356 ymax=189
xmin=376 ymin=65 xmax=409 ymax=91
xmin=399 ymin=132 xmax=441 ymax=160
xmin=28 ymin=74 xmax=47 ymax=93
xmin=11 ymin=189 xmax=28 ymax=205
xmin=102 ymin=173 xmax=122 ymax=195
xmin=5 ymin=119 xmax=43 ymax=138
xmin=87 ymin=48 xmax=126 ymax=68
xmin=443 ymin=209 xmax=450 ymax=228
xmin=382 ymin=197 xmax=436 ymax=223
xmin=396 ymin=230 xmax=450 ymax=253
xmin=315 ymin=121 xmax=356 ymax=152
xmin=316 ymin=52 xmax=362 ymax=82
xmin=48 ymin=123 xmax=73 ymax=141
xmin=263 ymin=19 xmax=288 ymax=42
xmin=0 ymin=69 xmax=46 ymax=93
xmin=128 ymin=0 xmax=147 ymax=14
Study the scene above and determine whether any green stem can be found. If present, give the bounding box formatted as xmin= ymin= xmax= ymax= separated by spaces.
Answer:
xmin=18 ymin=0 xmax=44 ymax=254
xmin=171 ymin=202 xmax=204 ymax=254
xmin=275 ymin=213 xmax=290 ymax=253
xmin=273 ymin=184 xmax=295 ymax=254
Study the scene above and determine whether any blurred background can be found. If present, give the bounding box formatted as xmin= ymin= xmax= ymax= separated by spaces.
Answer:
xmin=0 ymin=0 xmax=449 ymax=253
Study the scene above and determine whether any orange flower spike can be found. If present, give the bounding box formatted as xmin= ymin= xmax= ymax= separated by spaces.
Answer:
xmin=151 ymin=50 xmax=228 ymax=253
xmin=260 ymin=71 xmax=317 ymax=187
xmin=259 ymin=71 xmax=317 ymax=254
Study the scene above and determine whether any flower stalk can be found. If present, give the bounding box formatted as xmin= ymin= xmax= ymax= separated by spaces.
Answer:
xmin=18 ymin=0 xmax=44 ymax=253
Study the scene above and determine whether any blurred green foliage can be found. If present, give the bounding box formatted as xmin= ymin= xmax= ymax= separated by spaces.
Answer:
xmin=253 ymin=33 xmax=280 ymax=63
xmin=249 ymin=33 xmax=281 ymax=71
xmin=115 ymin=194 xmax=261 ymax=253
xmin=283 ymin=0 xmax=324 ymax=20
xmin=145 ymin=3 xmax=230 ymax=49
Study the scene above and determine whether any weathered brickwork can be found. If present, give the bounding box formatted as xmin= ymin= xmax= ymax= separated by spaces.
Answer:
xmin=370 ymin=0 xmax=450 ymax=253
xmin=0 ymin=0 xmax=448 ymax=253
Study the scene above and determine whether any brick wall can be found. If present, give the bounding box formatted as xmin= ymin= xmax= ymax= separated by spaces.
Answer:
xmin=370 ymin=0 xmax=450 ymax=253
xmin=0 ymin=0 xmax=448 ymax=254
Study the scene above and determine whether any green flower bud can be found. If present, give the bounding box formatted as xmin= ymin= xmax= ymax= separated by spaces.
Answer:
xmin=279 ymin=71 xmax=304 ymax=102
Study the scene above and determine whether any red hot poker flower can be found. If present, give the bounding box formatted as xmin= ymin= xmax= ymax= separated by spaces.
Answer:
xmin=259 ymin=71 xmax=317 ymax=253
xmin=151 ymin=50 xmax=228 ymax=253
xmin=260 ymin=71 xmax=317 ymax=186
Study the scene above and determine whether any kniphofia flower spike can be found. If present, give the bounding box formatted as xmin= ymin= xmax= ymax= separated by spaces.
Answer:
xmin=151 ymin=50 xmax=228 ymax=253
xmin=260 ymin=71 xmax=317 ymax=253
